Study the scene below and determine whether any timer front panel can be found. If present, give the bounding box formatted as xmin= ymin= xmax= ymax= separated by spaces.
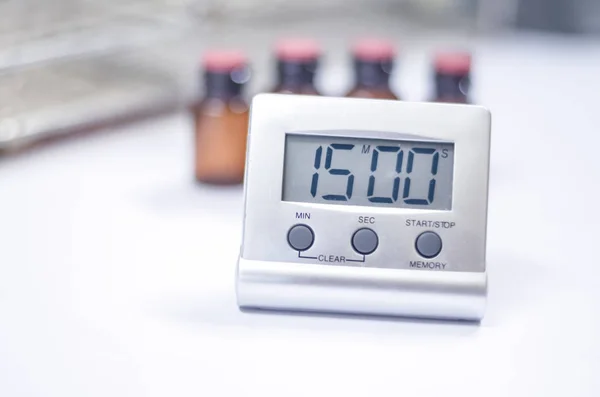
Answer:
xmin=241 ymin=94 xmax=490 ymax=274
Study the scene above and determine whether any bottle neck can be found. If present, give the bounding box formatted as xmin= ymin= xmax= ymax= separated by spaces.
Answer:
xmin=276 ymin=59 xmax=317 ymax=91
xmin=204 ymin=70 xmax=245 ymax=99
xmin=353 ymin=58 xmax=393 ymax=90
xmin=435 ymin=71 xmax=470 ymax=102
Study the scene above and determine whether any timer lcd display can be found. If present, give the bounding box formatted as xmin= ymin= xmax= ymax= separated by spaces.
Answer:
xmin=282 ymin=134 xmax=454 ymax=210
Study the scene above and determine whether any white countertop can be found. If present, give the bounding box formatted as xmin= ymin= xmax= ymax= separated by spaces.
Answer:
xmin=1 ymin=35 xmax=599 ymax=396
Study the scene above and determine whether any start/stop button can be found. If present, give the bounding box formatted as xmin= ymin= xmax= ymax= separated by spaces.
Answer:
xmin=415 ymin=231 xmax=442 ymax=258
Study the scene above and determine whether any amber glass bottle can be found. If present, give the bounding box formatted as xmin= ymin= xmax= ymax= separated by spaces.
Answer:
xmin=432 ymin=51 xmax=471 ymax=104
xmin=346 ymin=38 xmax=398 ymax=100
xmin=194 ymin=51 xmax=250 ymax=185
xmin=271 ymin=38 xmax=321 ymax=95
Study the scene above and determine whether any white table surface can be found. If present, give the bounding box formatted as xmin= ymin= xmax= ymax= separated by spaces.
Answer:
xmin=1 ymin=35 xmax=600 ymax=396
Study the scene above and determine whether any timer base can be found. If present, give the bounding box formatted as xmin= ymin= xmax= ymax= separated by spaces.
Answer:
xmin=236 ymin=258 xmax=486 ymax=321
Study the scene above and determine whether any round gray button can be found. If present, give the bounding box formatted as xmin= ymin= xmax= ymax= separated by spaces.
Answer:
xmin=351 ymin=228 xmax=379 ymax=255
xmin=287 ymin=224 xmax=314 ymax=251
xmin=415 ymin=231 xmax=442 ymax=258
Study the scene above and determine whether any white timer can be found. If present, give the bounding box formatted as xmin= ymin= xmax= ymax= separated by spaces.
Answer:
xmin=236 ymin=94 xmax=491 ymax=320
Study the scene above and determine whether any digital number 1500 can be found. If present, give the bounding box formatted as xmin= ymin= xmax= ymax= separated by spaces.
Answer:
xmin=310 ymin=143 xmax=448 ymax=205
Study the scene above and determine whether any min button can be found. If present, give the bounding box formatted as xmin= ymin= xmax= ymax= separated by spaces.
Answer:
xmin=287 ymin=224 xmax=315 ymax=251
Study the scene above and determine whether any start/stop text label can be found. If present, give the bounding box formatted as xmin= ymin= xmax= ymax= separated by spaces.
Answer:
xmin=405 ymin=219 xmax=456 ymax=229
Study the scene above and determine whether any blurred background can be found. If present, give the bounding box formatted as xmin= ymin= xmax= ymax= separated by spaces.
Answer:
xmin=0 ymin=0 xmax=598 ymax=151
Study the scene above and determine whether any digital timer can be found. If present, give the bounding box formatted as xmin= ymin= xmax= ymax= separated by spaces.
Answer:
xmin=236 ymin=94 xmax=491 ymax=320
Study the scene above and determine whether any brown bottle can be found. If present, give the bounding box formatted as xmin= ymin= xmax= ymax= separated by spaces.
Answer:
xmin=346 ymin=38 xmax=398 ymax=100
xmin=271 ymin=38 xmax=321 ymax=95
xmin=194 ymin=51 xmax=250 ymax=185
xmin=432 ymin=51 xmax=472 ymax=104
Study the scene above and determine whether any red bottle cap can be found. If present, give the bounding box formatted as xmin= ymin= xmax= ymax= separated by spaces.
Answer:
xmin=275 ymin=38 xmax=321 ymax=62
xmin=434 ymin=51 xmax=472 ymax=74
xmin=202 ymin=50 xmax=247 ymax=72
xmin=352 ymin=38 xmax=396 ymax=61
